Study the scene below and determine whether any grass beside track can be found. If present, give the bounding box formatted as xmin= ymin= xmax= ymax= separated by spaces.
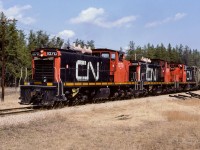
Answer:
xmin=1 ymin=91 xmax=200 ymax=149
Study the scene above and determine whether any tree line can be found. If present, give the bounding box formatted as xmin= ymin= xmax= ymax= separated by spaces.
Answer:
xmin=126 ymin=41 xmax=200 ymax=67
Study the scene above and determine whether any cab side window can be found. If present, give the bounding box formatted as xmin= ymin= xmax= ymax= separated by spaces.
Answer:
xmin=101 ymin=53 xmax=110 ymax=59
xmin=111 ymin=53 xmax=116 ymax=60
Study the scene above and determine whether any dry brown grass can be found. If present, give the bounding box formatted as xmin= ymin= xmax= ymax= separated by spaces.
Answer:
xmin=163 ymin=110 xmax=200 ymax=122
xmin=2 ymin=112 xmax=200 ymax=150
xmin=1 ymin=90 xmax=200 ymax=149
xmin=132 ymin=121 xmax=200 ymax=150
xmin=0 ymin=88 xmax=21 ymax=109
xmin=170 ymin=99 xmax=200 ymax=107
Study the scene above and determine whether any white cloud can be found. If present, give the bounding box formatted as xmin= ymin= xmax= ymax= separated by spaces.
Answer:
xmin=70 ymin=7 xmax=138 ymax=28
xmin=57 ymin=30 xmax=75 ymax=39
xmin=70 ymin=7 xmax=104 ymax=23
xmin=0 ymin=1 xmax=35 ymax=25
xmin=145 ymin=13 xmax=187 ymax=28
xmin=174 ymin=13 xmax=187 ymax=21
xmin=94 ymin=16 xmax=137 ymax=28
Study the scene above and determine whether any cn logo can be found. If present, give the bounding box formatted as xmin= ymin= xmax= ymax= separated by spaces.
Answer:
xmin=146 ymin=68 xmax=157 ymax=81
xmin=187 ymin=71 xmax=192 ymax=80
xmin=76 ymin=60 xmax=99 ymax=81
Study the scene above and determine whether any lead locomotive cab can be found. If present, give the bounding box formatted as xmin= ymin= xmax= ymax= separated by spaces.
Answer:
xmin=20 ymin=48 xmax=62 ymax=106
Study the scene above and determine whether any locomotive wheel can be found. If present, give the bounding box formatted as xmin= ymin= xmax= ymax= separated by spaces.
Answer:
xmin=71 ymin=98 xmax=84 ymax=106
xmin=58 ymin=101 xmax=65 ymax=108
xmin=72 ymin=98 xmax=80 ymax=106
xmin=51 ymin=101 xmax=64 ymax=108
xmin=52 ymin=101 xmax=59 ymax=108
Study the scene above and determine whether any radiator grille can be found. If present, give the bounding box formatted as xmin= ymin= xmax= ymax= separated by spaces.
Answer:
xmin=34 ymin=60 xmax=54 ymax=82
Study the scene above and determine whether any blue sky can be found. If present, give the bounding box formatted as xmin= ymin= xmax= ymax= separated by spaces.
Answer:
xmin=1 ymin=0 xmax=200 ymax=50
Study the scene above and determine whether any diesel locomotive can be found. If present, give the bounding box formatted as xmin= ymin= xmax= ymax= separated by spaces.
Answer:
xmin=19 ymin=45 xmax=199 ymax=106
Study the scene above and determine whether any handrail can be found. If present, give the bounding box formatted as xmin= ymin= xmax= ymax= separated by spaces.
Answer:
xmin=54 ymin=67 xmax=59 ymax=96
xmin=19 ymin=67 xmax=23 ymax=86
xmin=60 ymin=68 xmax=66 ymax=95
xmin=24 ymin=68 xmax=28 ymax=82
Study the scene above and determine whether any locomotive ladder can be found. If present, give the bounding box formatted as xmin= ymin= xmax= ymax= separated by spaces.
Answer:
xmin=55 ymin=67 xmax=64 ymax=97
xmin=54 ymin=67 xmax=60 ymax=96
xmin=134 ymin=81 xmax=144 ymax=91
xmin=59 ymin=68 xmax=65 ymax=96
xmin=134 ymin=72 xmax=144 ymax=91
xmin=174 ymin=81 xmax=179 ymax=89
xmin=174 ymin=75 xmax=179 ymax=89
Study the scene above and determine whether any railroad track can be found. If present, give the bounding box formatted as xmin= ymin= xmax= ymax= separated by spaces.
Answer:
xmin=0 ymin=106 xmax=39 ymax=117
xmin=169 ymin=92 xmax=200 ymax=100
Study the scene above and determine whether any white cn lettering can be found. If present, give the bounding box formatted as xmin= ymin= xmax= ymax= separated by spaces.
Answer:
xmin=76 ymin=60 xmax=99 ymax=81
xmin=88 ymin=62 xmax=99 ymax=81
xmin=76 ymin=60 xmax=88 ymax=81
xmin=187 ymin=71 xmax=192 ymax=80
xmin=146 ymin=68 xmax=157 ymax=81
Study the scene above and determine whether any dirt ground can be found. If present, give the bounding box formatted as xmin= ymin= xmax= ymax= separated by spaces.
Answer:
xmin=1 ymin=88 xmax=200 ymax=150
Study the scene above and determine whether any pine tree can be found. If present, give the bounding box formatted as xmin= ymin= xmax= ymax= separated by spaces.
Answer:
xmin=48 ymin=36 xmax=64 ymax=48
xmin=126 ymin=41 xmax=136 ymax=60
xmin=146 ymin=43 xmax=155 ymax=59
xmin=36 ymin=30 xmax=49 ymax=48
xmin=28 ymin=30 xmax=37 ymax=51
xmin=87 ymin=40 xmax=95 ymax=49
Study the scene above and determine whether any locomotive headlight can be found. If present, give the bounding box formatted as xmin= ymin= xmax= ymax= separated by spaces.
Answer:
xmin=40 ymin=50 xmax=44 ymax=57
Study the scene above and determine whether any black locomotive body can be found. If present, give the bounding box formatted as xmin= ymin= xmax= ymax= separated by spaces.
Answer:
xmin=20 ymin=48 xmax=111 ymax=106
xmin=129 ymin=61 xmax=162 ymax=82
xmin=60 ymin=51 xmax=110 ymax=82
xmin=186 ymin=66 xmax=196 ymax=82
